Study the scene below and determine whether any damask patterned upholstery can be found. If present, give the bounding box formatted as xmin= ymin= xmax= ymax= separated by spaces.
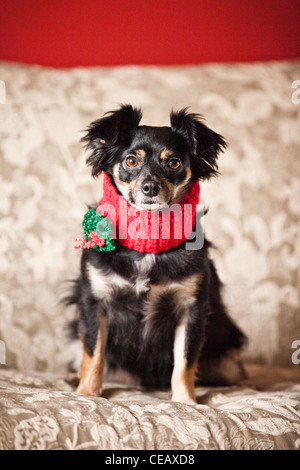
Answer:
xmin=0 ymin=61 xmax=299 ymax=449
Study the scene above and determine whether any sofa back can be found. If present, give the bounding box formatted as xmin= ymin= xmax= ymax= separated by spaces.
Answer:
xmin=0 ymin=61 xmax=299 ymax=372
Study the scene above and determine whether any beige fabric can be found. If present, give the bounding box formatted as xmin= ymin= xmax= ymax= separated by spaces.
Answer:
xmin=0 ymin=368 xmax=299 ymax=450
xmin=0 ymin=60 xmax=299 ymax=370
xmin=0 ymin=60 xmax=300 ymax=451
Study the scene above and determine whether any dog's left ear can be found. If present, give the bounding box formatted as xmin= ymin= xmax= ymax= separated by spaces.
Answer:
xmin=170 ymin=108 xmax=227 ymax=179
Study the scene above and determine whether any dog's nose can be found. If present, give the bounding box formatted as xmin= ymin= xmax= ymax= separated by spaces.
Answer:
xmin=141 ymin=180 xmax=161 ymax=197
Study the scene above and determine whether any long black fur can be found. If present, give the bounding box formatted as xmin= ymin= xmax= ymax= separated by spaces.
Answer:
xmin=65 ymin=105 xmax=246 ymax=390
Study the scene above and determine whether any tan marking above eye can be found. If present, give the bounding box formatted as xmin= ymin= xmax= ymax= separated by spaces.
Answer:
xmin=160 ymin=149 xmax=171 ymax=161
xmin=135 ymin=149 xmax=146 ymax=159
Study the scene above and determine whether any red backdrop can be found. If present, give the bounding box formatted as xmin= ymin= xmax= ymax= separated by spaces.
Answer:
xmin=0 ymin=0 xmax=299 ymax=67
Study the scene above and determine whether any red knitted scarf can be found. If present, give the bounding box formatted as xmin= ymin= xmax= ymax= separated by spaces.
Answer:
xmin=96 ymin=172 xmax=200 ymax=254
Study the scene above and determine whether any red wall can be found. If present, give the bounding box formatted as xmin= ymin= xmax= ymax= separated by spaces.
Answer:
xmin=0 ymin=0 xmax=299 ymax=67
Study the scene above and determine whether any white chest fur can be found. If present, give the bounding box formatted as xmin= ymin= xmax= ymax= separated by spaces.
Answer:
xmin=87 ymin=254 xmax=156 ymax=300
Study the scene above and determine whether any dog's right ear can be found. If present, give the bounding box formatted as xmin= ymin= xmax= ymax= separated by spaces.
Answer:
xmin=81 ymin=104 xmax=142 ymax=176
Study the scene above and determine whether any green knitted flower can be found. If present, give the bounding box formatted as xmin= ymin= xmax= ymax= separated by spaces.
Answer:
xmin=82 ymin=208 xmax=116 ymax=252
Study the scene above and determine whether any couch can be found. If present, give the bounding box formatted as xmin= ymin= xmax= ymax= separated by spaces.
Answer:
xmin=0 ymin=60 xmax=300 ymax=450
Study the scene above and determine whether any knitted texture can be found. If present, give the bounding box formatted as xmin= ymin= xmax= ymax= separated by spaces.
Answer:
xmin=82 ymin=208 xmax=116 ymax=252
xmin=97 ymin=172 xmax=200 ymax=254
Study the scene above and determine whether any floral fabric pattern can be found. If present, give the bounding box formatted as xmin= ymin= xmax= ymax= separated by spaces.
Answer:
xmin=0 ymin=61 xmax=299 ymax=370
xmin=0 ymin=61 xmax=299 ymax=450
xmin=0 ymin=369 xmax=299 ymax=450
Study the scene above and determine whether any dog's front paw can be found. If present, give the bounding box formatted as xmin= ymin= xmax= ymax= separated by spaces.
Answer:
xmin=171 ymin=392 xmax=197 ymax=406
xmin=76 ymin=384 xmax=101 ymax=397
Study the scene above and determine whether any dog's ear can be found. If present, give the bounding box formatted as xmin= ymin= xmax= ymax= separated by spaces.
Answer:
xmin=82 ymin=104 xmax=142 ymax=176
xmin=170 ymin=108 xmax=227 ymax=180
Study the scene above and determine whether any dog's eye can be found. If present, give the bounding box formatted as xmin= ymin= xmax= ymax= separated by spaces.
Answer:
xmin=167 ymin=158 xmax=181 ymax=170
xmin=126 ymin=156 xmax=138 ymax=167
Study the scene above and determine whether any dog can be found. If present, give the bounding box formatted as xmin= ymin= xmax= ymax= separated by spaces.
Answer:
xmin=66 ymin=104 xmax=247 ymax=405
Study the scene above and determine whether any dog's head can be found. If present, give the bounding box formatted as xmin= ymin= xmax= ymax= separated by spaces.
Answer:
xmin=82 ymin=105 xmax=226 ymax=210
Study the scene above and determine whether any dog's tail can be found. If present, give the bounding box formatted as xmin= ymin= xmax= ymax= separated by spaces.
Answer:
xmin=60 ymin=277 xmax=82 ymax=374
xmin=61 ymin=277 xmax=81 ymax=306
xmin=61 ymin=277 xmax=81 ymax=342
xmin=242 ymin=363 xmax=300 ymax=390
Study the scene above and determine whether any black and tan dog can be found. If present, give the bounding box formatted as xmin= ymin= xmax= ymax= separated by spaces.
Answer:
xmin=66 ymin=105 xmax=247 ymax=405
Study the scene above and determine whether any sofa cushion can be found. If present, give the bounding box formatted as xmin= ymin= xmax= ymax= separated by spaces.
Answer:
xmin=0 ymin=369 xmax=299 ymax=450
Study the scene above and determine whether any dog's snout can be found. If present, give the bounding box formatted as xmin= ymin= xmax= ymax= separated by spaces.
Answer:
xmin=141 ymin=180 xmax=161 ymax=198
